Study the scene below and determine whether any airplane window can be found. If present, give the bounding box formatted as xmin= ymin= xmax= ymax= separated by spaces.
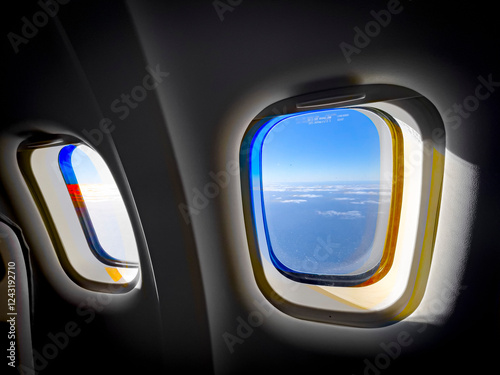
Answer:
xmin=247 ymin=108 xmax=403 ymax=287
xmin=240 ymin=87 xmax=444 ymax=326
xmin=58 ymin=144 xmax=139 ymax=267
xmin=19 ymin=139 xmax=140 ymax=291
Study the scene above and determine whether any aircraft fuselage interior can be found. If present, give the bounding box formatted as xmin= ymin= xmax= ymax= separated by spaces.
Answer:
xmin=2 ymin=1 xmax=499 ymax=374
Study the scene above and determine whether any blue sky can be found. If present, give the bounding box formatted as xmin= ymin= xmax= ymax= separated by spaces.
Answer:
xmin=68 ymin=146 xmax=103 ymax=184
xmin=261 ymin=109 xmax=381 ymax=184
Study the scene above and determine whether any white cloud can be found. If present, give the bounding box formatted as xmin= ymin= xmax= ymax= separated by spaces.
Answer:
xmin=280 ymin=199 xmax=307 ymax=204
xmin=344 ymin=186 xmax=379 ymax=191
xmin=344 ymin=191 xmax=391 ymax=196
xmin=263 ymin=184 xmax=391 ymax=197
xmin=333 ymin=197 xmax=355 ymax=201
xmin=316 ymin=210 xmax=363 ymax=218
xmin=263 ymin=185 xmax=339 ymax=192
xmin=291 ymin=188 xmax=339 ymax=192
xmin=350 ymin=200 xmax=380 ymax=205
xmin=292 ymin=194 xmax=323 ymax=198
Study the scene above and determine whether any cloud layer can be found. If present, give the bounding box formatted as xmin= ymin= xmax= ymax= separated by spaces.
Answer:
xmin=280 ymin=199 xmax=307 ymax=204
xmin=264 ymin=183 xmax=391 ymax=210
xmin=316 ymin=210 xmax=363 ymax=219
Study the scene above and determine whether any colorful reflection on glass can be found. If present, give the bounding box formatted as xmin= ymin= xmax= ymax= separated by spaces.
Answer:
xmin=59 ymin=144 xmax=138 ymax=267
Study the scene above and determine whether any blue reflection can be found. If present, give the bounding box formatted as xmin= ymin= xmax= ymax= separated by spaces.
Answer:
xmin=58 ymin=144 xmax=135 ymax=267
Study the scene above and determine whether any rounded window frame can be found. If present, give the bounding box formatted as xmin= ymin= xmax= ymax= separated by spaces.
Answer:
xmin=17 ymin=134 xmax=141 ymax=293
xmin=239 ymin=84 xmax=446 ymax=327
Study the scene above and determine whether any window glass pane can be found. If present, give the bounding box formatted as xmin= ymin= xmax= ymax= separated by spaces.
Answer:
xmin=59 ymin=144 xmax=138 ymax=266
xmin=254 ymin=108 xmax=393 ymax=285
